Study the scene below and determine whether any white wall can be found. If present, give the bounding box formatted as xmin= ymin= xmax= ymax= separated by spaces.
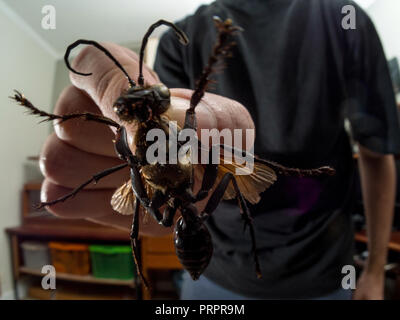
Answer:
xmin=367 ymin=0 xmax=400 ymax=60
xmin=0 ymin=3 xmax=56 ymax=298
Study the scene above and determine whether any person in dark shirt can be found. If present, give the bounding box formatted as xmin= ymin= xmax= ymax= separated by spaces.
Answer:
xmin=153 ymin=0 xmax=400 ymax=299
xmin=39 ymin=0 xmax=399 ymax=300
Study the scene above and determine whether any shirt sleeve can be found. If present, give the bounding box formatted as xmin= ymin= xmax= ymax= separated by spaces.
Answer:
xmin=154 ymin=29 xmax=191 ymax=89
xmin=345 ymin=6 xmax=400 ymax=154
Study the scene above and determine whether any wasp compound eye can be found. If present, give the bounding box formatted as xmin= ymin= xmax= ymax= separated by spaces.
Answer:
xmin=150 ymin=83 xmax=171 ymax=115
xmin=113 ymin=102 xmax=135 ymax=122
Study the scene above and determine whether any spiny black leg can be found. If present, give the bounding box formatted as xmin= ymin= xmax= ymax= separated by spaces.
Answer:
xmin=120 ymin=130 xmax=163 ymax=224
xmin=195 ymin=145 xmax=220 ymax=202
xmin=64 ymin=40 xmax=136 ymax=87
xmin=129 ymin=166 xmax=153 ymax=211
xmin=128 ymin=166 xmax=167 ymax=224
xmin=37 ymin=163 xmax=128 ymax=209
xmin=10 ymin=90 xmax=121 ymax=129
xmin=254 ymin=156 xmax=336 ymax=177
xmin=138 ymin=20 xmax=188 ymax=86
xmin=215 ymin=143 xmax=336 ymax=177
xmin=201 ymin=172 xmax=262 ymax=279
xmin=115 ymin=127 xmax=138 ymax=162
xmin=146 ymin=190 xmax=168 ymax=223
xmin=184 ymin=17 xmax=242 ymax=131
xmin=160 ymin=198 xmax=180 ymax=227
xmin=130 ymin=198 xmax=149 ymax=289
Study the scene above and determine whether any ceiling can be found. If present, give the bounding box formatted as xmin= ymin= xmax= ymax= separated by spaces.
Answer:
xmin=1 ymin=0 xmax=375 ymax=59
xmin=355 ymin=0 xmax=377 ymax=10
xmin=1 ymin=0 xmax=214 ymax=58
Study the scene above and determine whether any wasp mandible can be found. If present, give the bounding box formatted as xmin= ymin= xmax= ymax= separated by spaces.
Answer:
xmin=11 ymin=17 xmax=335 ymax=288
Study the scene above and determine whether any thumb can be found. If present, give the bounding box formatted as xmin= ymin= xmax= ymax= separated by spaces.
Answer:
xmin=167 ymin=88 xmax=255 ymax=149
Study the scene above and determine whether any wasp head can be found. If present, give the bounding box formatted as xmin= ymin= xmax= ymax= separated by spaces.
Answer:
xmin=113 ymin=83 xmax=171 ymax=122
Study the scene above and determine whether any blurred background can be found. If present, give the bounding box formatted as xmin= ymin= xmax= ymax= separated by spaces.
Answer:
xmin=0 ymin=0 xmax=400 ymax=300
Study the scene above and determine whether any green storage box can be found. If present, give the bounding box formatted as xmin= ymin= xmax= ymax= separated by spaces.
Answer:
xmin=89 ymin=245 xmax=135 ymax=280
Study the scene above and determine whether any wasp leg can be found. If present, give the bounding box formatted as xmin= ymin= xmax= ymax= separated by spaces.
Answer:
xmin=10 ymin=90 xmax=120 ymax=128
xmin=114 ymin=126 xmax=164 ymax=224
xmin=116 ymin=130 xmax=166 ymax=223
xmin=210 ymin=143 xmax=335 ymax=177
xmin=200 ymin=172 xmax=262 ymax=279
xmin=130 ymin=198 xmax=150 ymax=290
xmin=128 ymin=167 xmax=164 ymax=224
xmin=160 ymin=198 xmax=181 ymax=227
xmin=147 ymin=190 xmax=169 ymax=224
xmin=122 ymin=134 xmax=164 ymax=224
xmin=254 ymin=156 xmax=336 ymax=177
xmin=37 ymin=163 xmax=128 ymax=209
xmin=183 ymin=18 xmax=241 ymax=131
xmin=195 ymin=145 xmax=220 ymax=202
xmin=128 ymin=166 xmax=150 ymax=206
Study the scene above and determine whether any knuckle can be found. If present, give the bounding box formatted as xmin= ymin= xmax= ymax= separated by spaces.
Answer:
xmin=39 ymin=133 xmax=64 ymax=181
xmin=54 ymin=85 xmax=78 ymax=115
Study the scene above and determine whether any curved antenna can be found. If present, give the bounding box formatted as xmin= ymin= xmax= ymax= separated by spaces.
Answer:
xmin=64 ymin=39 xmax=136 ymax=87
xmin=138 ymin=19 xmax=189 ymax=86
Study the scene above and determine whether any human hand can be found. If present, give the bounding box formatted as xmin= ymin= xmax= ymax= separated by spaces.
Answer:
xmin=352 ymin=269 xmax=385 ymax=300
xmin=40 ymin=42 xmax=254 ymax=236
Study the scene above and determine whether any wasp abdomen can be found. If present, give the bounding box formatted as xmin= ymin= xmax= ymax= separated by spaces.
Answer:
xmin=174 ymin=217 xmax=213 ymax=280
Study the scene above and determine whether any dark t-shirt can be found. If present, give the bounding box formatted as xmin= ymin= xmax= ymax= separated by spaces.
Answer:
xmin=154 ymin=0 xmax=400 ymax=299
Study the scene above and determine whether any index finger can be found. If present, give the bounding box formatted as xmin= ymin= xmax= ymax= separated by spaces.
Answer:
xmin=68 ymin=42 xmax=159 ymax=125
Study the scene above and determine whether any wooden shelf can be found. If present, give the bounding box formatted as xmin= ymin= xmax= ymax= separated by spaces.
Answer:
xmin=23 ymin=181 xmax=42 ymax=191
xmin=7 ymin=182 xmax=181 ymax=300
xmin=19 ymin=266 xmax=135 ymax=287
xmin=355 ymin=230 xmax=400 ymax=252
xmin=6 ymin=224 xmax=130 ymax=242
xmin=5 ymin=181 xmax=144 ymax=300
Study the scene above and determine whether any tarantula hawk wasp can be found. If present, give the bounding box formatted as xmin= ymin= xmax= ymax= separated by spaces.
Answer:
xmin=11 ymin=17 xmax=335 ymax=288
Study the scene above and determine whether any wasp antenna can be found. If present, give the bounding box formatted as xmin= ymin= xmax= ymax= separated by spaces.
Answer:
xmin=138 ymin=19 xmax=189 ymax=86
xmin=64 ymin=39 xmax=136 ymax=87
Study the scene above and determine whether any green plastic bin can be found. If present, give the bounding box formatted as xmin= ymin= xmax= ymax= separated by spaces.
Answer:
xmin=89 ymin=245 xmax=135 ymax=280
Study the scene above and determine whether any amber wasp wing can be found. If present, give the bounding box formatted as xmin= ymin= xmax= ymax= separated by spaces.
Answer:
xmin=111 ymin=146 xmax=280 ymax=215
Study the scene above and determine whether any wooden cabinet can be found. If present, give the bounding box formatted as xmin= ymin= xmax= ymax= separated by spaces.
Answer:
xmin=6 ymin=182 xmax=182 ymax=300
xmin=6 ymin=224 xmax=139 ymax=299
xmin=141 ymin=235 xmax=182 ymax=300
